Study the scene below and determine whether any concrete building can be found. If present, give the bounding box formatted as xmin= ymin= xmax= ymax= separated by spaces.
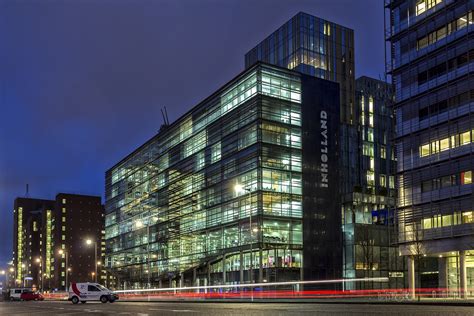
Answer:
xmin=386 ymin=0 xmax=474 ymax=297
xmin=12 ymin=193 xmax=106 ymax=291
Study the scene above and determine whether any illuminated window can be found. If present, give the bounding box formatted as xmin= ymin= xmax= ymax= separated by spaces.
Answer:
xmin=369 ymin=158 xmax=375 ymax=171
xmin=460 ymin=131 xmax=471 ymax=145
xmin=439 ymin=137 xmax=449 ymax=151
xmin=420 ymin=144 xmax=430 ymax=157
xmin=380 ymin=175 xmax=386 ymax=187
xmin=423 ymin=218 xmax=432 ymax=229
xmin=62 ymin=199 xmax=66 ymax=204
xmin=368 ymin=96 xmax=374 ymax=113
xmin=389 ymin=176 xmax=395 ymax=189
xmin=367 ymin=171 xmax=375 ymax=186
xmin=62 ymin=208 xmax=66 ymax=214
xmin=461 ymin=171 xmax=472 ymax=185
xmin=367 ymin=128 xmax=374 ymax=142
xmin=380 ymin=146 xmax=386 ymax=159
xmin=462 ymin=211 xmax=473 ymax=224
xmin=368 ymin=113 xmax=374 ymax=127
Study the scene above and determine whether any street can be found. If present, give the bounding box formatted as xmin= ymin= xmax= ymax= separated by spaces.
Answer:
xmin=0 ymin=301 xmax=473 ymax=316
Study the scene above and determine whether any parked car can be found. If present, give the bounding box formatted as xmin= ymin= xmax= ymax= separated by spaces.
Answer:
xmin=20 ymin=291 xmax=44 ymax=301
xmin=9 ymin=288 xmax=31 ymax=301
xmin=69 ymin=283 xmax=118 ymax=304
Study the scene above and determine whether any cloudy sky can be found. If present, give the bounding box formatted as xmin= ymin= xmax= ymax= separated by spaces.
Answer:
xmin=0 ymin=0 xmax=385 ymax=265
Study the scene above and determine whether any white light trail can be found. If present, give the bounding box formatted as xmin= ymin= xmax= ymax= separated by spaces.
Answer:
xmin=115 ymin=277 xmax=389 ymax=294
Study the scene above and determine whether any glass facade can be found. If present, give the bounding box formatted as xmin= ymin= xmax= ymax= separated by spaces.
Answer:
xmin=105 ymin=64 xmax=324 ymax=288
xmin=387 ymin=0 xmax=474 ymax=296
xmin=342 ymin=77 xmax=401 ymax=289
xmin=245 ymin=12 xmax=400 ymax=289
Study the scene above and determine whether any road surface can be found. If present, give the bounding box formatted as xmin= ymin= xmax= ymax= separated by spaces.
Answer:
xmin=0 ymin=300 xmax=472 ymax=315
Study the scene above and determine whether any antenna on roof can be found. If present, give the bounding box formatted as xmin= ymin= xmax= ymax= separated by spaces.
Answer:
xmin=25 ymin=183 xmax=29 ymax=197
xmin=164 ymin=106 xmax=170 ymax=125
xmin=159 ymin=107 xmax=170 ymax=132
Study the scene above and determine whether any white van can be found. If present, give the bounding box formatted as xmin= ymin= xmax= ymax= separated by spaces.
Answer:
xmin=9 ymin=288 xmax=31 ymax=301
xmin=68 ymin=283 xmax=118 ymax=304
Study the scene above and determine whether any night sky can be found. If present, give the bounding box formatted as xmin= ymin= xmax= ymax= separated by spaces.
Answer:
xmin=0 ymin=0 xmax=385 ymax=266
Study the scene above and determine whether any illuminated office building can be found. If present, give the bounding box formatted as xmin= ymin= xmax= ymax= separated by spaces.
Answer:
xmin=105 ymin=62 xmax=340 ymax=288
xmin=245 ymin=12 xmax=401 ymax=288
xmin=387 ymin=0 xmax=474 ymax=296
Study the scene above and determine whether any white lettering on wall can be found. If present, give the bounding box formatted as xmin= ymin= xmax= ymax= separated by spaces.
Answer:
xmin=320 ymin=110 xmax=328 ymax=188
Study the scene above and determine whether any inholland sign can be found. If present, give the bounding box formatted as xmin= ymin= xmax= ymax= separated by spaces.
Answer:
xmin=320 ymin=110 xmax=329 ymax=188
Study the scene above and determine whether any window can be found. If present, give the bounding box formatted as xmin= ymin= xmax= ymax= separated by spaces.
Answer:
xmin=462 ymin=211 xmax=473 ymax=224
xmin=369 ymin=158 xmax=375 ymax=171
xmin=367 ymin=171 xmax=375 ymax=186
xmin=367 ymin=128 xmax=374 ymax=142
xmin=389 ymin=176 xmax=395 ymax=189
xmin=88 ymin=285 xmax=100 ymax=292
xmin=62 ymin=199 xmax=66 ymax=204
xmin=420 ymin=144 xmax=430 ymax=157
xmin=460 ymin=131 xmax=471 ymax=145
xmin=380 ymin=175 xmax=386 ymax=187
xmin=461 ymin=171 xmax=472 ymax=185
xmin=380 ymin=146 xmax=386 ymax=159
xmin=439 ymin=138 xmax=449 ymax=151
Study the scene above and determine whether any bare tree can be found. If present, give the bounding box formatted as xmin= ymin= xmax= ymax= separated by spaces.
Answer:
xmin=406 ymin=222 xmax=425 ymax=301
xmin=357 ymin=224 xmax=376 ymax=289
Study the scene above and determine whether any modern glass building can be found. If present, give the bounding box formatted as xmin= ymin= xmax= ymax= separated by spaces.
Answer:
xmin=245 ymin=12 xmax=401 ymax=289
xmin=104 ymin=62 xmax=340 ymax=288
xmin=387 ymin=0 xmax=474 ymax=296
xmin=343 ymin=77 xmax=402 ymax=289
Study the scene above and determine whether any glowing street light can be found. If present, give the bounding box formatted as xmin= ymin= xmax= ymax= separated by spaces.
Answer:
xmin=85 ymin=239 xmax=98 ymax=282
xmin=234 ymin=183 xmax=255 ymax=287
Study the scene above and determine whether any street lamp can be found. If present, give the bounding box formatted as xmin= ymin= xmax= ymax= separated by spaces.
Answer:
xmin=59 ymin=249 xmax=69 ymax=291
xmin=234 ymin=183 xmax=254 ymax=285
xmin=86 ymin=239 xmax=97 ymax=283
xmin=1 ymin=270 xmax=6 ymax=290
xmin=34 ymin=257 xmax=42 ymax=291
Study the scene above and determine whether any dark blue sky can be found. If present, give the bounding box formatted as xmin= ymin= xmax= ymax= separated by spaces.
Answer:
xmin=0 ymin=0 xmax=385 ymax=265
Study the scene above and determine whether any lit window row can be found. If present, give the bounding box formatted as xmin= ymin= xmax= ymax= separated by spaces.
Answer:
xmin=417 ymin=11 xmax=473 ymax=50
xmin=415 ymin=0 xmax=442 ymax=16
xmin=422 ymin=211 xmax=473 ymax=229
xmin=419 ymin=129 xmax=473 ymax=157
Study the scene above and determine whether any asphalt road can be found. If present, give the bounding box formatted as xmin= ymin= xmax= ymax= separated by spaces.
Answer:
xmin=0 ymin=300 xmax=473 ymax=316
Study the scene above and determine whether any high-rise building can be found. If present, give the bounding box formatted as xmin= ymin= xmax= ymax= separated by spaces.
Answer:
xmin=12 ymin=193 xmax=105 ymax=291
xmin=245 ymin=12 xmax=400 ymax=288
xmin=342 ymin=76 xmax=401 ymax=289
xmin=105 ymin=62 xmax=340 ymax=288
xmin=13 ymin=198 xmax=54 ymax=289
xmin=387 ymin=0 xmax=474 ymax=297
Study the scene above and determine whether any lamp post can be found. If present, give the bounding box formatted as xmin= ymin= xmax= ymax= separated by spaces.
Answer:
xmin=21 ymin=263 xmax=26 ymax=287
xmin=234 ymin=184 xmax=254 ymax=285
xmin=86 ymin=239 xmax=98 ymax=283
xmin=58 ymin=250 xmax=69 ymax=291
xmin=35 ymin=257 xmax=41 ymax=292
xmin=1 ymin=270 xmax=5 ymax=291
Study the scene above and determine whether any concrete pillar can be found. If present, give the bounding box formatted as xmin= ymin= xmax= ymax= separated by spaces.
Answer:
xmin=460 ymin=251 xmax=467 ymax=299
xmin=239 ymin=251 xmax=244 ymax=284
xmin=438 ymin=256 xmax=448 ymax=292
xmin=222 ymin=254 xmax=227 ymax=284
xmin=407 ymin=256 xmax=415 ymax=299
xmin=204 ymin=277 xmax=208 ymax=293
